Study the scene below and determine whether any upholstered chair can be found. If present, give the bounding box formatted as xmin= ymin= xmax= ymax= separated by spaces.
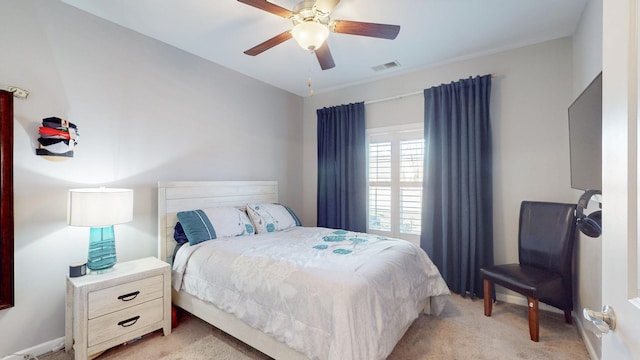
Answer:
xmin=480 ymin=201 xmax=577 ymax=342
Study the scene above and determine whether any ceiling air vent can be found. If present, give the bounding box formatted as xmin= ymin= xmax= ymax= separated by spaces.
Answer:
xmin=372 ymin=60 xmax=401 ymax=72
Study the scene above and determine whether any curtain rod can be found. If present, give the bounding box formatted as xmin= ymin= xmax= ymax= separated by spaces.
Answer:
xmin=364 ymin=73 xmax=497 ymax=106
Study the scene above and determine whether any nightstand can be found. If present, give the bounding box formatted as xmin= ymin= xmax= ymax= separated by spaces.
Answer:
xmin=65 ymin=257 xmax=171 ymax=360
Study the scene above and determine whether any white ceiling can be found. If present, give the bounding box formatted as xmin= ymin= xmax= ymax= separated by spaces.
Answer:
xmin=61 ymin=0 xmax=589 ymax=97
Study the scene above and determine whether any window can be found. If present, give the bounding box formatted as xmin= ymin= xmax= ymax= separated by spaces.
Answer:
xmin=367 ymin=125 xmax=424 ymax=245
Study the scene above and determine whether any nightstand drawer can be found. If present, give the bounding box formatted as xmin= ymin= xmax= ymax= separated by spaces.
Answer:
xmin=88 ymin=275 xmax=163 ymax=318
xmin=87 ymin=297 xmax=164 ymax=347
xmin=66 ymin=257 xmax=171 ymax=360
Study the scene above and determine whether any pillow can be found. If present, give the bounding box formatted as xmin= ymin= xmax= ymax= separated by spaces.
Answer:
xmin=172 ymin=222 xmax=190 ymax=260
xmin=246 ymin=203 xmax=302 ymax=233
xmin=177 ymin=207 xmax=255 ymax=245
xmin=204 ymin=207 xmax=255 ymax=237
xmin=176 ymin=209 xmax=216 ymax=245
xmin=173 ymin=222 xmax=189 ymax=245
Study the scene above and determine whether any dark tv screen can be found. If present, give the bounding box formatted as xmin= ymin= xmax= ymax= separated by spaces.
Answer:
xmin=568 ymin=72 xmax=602 ymax=191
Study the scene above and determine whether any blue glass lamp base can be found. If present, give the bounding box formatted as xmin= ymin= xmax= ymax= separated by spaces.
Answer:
xmin=87 ymin=226 xmax=117 ymax=272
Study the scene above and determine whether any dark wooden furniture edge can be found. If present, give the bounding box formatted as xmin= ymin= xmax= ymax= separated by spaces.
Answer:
xmin=0 ymin=90 xmax=14 ymax=310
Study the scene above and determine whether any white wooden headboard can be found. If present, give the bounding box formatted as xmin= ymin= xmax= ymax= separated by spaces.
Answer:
xmin=157 ymin=181 xmax=278 ymax=263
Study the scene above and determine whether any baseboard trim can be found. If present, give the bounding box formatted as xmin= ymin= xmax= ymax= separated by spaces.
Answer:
xmin=496 ymin=293 xmax=599 ymax=360
xmin=1 ymin=337 xmax=65 ymax=360
xmin=495 ymin=293 xmax=562 ymax=314
xmin=574 ymin=313 xmax=600 ymax=360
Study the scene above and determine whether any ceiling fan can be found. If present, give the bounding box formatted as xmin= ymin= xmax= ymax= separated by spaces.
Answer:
xmin=238 ymin=0 xmax=400 ymax=70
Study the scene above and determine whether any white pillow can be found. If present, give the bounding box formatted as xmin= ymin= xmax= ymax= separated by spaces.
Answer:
xmin=246 ymin=203 xmax=300 ymax=233
xmin=202 ymin=207 xmax=255 ymax=238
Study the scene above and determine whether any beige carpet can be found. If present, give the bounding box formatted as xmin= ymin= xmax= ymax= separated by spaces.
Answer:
xmin=156 ymin=335 xmax=252 ymax=360
xmin=40 ymin=295 xmax=590 ymax=360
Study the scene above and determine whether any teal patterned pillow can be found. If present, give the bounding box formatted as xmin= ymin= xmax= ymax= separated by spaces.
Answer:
xmin=177 ymin=209 xmax=216 ymax=246
xmin=177 ymin=207 xmax=255 ymax=245
xmin=246 ymin=203 xmax=301 ymax=233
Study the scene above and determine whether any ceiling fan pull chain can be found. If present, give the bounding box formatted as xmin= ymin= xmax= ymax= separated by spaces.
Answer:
xmin=308 ymin=77 xmax=314 ymax=96
xmin=307 ymin=52 xmax=315 ymax=96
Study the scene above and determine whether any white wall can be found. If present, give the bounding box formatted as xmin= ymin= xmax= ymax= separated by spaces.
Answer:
xmin=570 ymin=0 xmax=603 ymax=358
xmin=301 ymin=39 xmax=576 ymax=279
xmin=0 ymin=1 xmax=303 ymax=355
xmin=573 ymin=0 xmax=604 ymax=95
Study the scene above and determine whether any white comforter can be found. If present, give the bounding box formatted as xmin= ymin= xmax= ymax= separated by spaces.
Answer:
xmin=172 ymin=226 xmax=450 ymax=360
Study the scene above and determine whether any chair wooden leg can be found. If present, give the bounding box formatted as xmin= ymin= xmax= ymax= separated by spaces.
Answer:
xmin=483 ymin=279 xmax=492 ymax=316
xmin=564 ymin=310 xmax=572 ymax=324
xmin=527 ymin=297 xmax=539 ymax=342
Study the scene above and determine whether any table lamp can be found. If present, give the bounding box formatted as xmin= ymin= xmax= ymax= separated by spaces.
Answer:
xmin=67 ymin=187 xmax=133 ymax=272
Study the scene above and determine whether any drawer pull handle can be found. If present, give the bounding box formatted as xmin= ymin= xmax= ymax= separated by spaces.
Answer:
xmin=117 ymin=291 xmax=140 ymax=302
xmin=118 ymin=316 xmax=140 ymax=328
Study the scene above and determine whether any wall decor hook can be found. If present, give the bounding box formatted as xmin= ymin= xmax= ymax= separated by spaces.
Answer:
xmin=4 ymin=86 xmax=30 ymax=99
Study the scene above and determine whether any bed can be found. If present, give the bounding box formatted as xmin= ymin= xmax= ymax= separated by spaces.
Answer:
xmin=158 ymin=181 xmax=450 ymax=360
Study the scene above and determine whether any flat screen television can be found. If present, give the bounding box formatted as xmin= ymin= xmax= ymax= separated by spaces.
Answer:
xmin=568 ymin=72 xmax=602 ymax=191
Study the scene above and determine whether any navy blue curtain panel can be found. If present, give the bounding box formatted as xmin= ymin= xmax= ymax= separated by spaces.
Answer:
xmin=316 ymin=102 xmax=366 ymax=232
xmin=421 ymin=75 xmax=493 ymax=298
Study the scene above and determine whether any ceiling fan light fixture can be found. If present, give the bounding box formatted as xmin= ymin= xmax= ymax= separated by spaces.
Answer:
xmin=292 ymin=21 xmax=329 ymax=51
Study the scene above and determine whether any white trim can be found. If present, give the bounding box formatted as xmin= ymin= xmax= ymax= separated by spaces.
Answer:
xmin=493 ymin=290 xmax=599 ymax=358
xmin=495 ymin=292 xmax=563 ymax=314
xmin=574 ymin=313 xmax=601 ymax=360
xmin=366 ymin=122 xmax=423 ymax=135
xmin=363 ymin=74 xmax=496 ymax=106
xmin=364 ymin=90 xmax=422 ymax=105
xmin=366 ymin=125 xmax=424 ymax=242
xmin=496 ymin=290 xmax=601 ymax=356
xmin=1 ymin=337 xmax=64 ymax=360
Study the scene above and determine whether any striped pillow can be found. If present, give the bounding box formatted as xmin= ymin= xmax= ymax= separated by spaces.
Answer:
xmin=176 ymin=209 xmax=216 ymax=245
xmin=177 ymin=207 xmax=255 ymax=245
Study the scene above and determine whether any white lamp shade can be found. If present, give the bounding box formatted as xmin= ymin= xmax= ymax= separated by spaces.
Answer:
xmin=68 ymin=188 xmax=134 ymax=227
xmin=292 ymin=21 xmax=329 ymax=51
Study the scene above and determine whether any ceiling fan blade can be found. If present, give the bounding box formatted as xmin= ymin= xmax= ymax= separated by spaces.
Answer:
xmin=331 ymin=20 xmax=400 ymax=40
xmin=237 ymin=0 xmax=293 ymax=18
xmin=315 ymin=0 xmax=340 ymax=14
xmin=315 ymin=42 xmax=335 ymax=70
xmin=244 ymin=30 xmax=293 ymax=56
